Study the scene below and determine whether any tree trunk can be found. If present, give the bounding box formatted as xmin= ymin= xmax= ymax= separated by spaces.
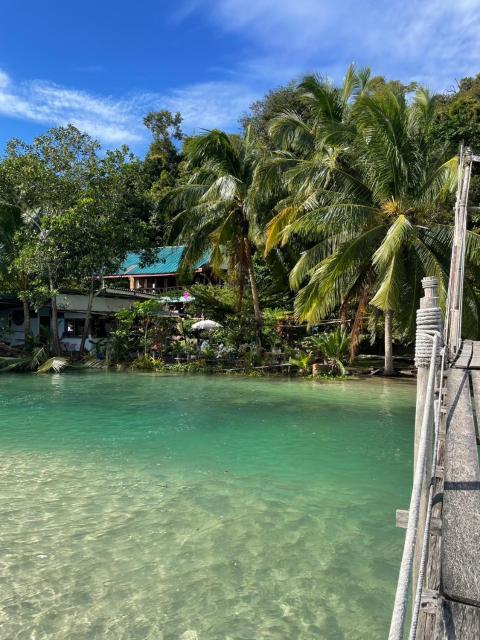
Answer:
xmin=384 ymin=309 xmax=394 ymax=375
xmin=49 ymin=273 xmax=62 ymax=356
xmin=339 ymin=302 xmax=348 ymax=334
xmin=349 ymin=285 xmax=369 ymax=362
xmin=244 ymin=238 xmax=262 ymax=345
xmin=79 ymin=278 xmax=95 ymax=356
xmin=236 ymin=266 xmax=245 ymax=314
xmin=144 ymin=320 xmax=149 ymax=356
xmin=50 ymin=295 xmax=62 ymax=356
xmin=22 ymin=299 xmax=32 ymax=344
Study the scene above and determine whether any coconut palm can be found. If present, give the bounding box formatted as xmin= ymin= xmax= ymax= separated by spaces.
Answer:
xmin=164 ymin=129 xmax=264 ymax=342
xmin=264 ymin=78 xmax=478 ymax=374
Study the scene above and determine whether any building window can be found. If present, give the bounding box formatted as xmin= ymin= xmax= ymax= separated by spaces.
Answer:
xmin=64 ymin=319 xmax=85 ymax=337
xmin=11 ymin=310 xmax=24 ymax=326
xmin=91 ymin=317 xmax=107 ymax=338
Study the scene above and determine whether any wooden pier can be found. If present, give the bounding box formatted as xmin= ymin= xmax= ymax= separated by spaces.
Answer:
xmin=415 ymin=341 xmax=480 ymax=639
xmin=389 ymin=148 xmax=480 ymax=639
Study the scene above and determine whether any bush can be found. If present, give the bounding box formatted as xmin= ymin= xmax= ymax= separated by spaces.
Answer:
xmin=303 ymin=329 xmax=350 ymax=375
xmin=288 ymin=352 xmax=312 ymax=375
xmin=111 ymin=300 xmax=178 ymax=363
xmin=130 ymin=355 xmax=166 ymax=371
xmin=168 ymin=358 xmax=210 ymax=373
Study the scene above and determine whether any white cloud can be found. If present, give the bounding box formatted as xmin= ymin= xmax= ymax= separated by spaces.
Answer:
xmin=4 ymin=1 xmax=479 ymax=148
xmin=0 ymin=70 xmax=10 ymax=90
xmin=161 ymin=81 xmax=257 ymax=131
xmin=0 ymin=69 xmax=258 ymax=146
xmin=0 ymin=71 xmax=144 ymax=144
xmin=179 ymin=0 xmax=480 ymax=91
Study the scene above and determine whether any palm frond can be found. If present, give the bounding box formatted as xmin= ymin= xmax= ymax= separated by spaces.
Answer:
xmin=372 ymin=214 xmax=413 ymax=270
xmin=370 ymin=254 xmax=406 ymax=311
xmin=187 ymin=130 xmax=243 ymax=178
xmin=265 ymin=205 xmax=300 ymax=253
xmin=268 ymin=111 xmax=314 ymax=154
xmin=294 ymin=225 xmax=385 ymax=323
xmin=36 ymin=357 xmax=68 ymax=373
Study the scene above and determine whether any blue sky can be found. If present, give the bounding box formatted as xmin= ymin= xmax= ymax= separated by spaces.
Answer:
xmin=0 ymin=0 xmax=479 ymax=155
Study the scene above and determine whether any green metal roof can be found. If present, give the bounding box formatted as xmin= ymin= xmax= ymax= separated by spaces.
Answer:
xmin=115 ymin=246 xmax=209 ymax=276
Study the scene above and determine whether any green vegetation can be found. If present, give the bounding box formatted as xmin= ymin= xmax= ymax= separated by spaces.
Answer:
xmin=164 ymin=129 xmax=264 ymax=342
xmin=304 ymin=330 xmax=350 ymax=376
xmin=261 ymin=75 xmax=468 ymax=374
xmin=1 ymin=65 xmax=480 ymax=376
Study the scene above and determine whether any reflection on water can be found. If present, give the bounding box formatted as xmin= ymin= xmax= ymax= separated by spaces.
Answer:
xmin=0 ymin=373 xmax=414 ymax=639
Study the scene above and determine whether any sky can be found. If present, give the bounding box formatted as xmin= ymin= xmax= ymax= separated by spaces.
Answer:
xmin=0 ymin=0 xmax=479 ymax=155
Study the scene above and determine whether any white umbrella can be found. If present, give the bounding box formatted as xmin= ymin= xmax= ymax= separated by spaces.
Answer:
xmin=191 ymin=320 xmax=222 ymax=331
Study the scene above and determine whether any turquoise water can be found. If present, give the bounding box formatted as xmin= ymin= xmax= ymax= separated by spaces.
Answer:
xmin=0 ymin=373 xmax=414 ymax=639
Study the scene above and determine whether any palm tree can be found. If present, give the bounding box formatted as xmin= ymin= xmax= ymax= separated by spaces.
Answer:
xmin=264 ymin=75 xmax=475 ymax=374
xmin=164 ymin=129 xmax=264 ymax=342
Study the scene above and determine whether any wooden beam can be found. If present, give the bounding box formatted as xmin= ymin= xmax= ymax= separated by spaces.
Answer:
xmin=396 ymin=509 xmax=442 ymax=534
xmin=436 ymin=598 xmax=480 ymax=639
xmin=470 ymin=342 xmax=480 ymax=370
xmin=396 ymin=509 xmax=409 ymax=528
xmin=453 ymin=340 xmax=473 ymax=369
xmin=469 ymin=370 xmax=480 ymax=444
xmin=442 ymin=369 xmax=480 ymax=606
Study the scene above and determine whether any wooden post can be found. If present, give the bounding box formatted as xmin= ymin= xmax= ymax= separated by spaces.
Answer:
xmin=413 ymin=276 xmax=441 ymax=592
xmin=447 ymin=148 xmax=473 ymax=356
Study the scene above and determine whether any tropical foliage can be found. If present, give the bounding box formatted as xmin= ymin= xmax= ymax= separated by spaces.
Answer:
xmin=304 ymin=329 xmax=350 ymax=375
xmin=259 ymin=67 xmax=480 ymax=372
xmin=1 ymin=67 xmax=480 ymax=375
xmin=163 ymin=129 xmax=265 ymax=342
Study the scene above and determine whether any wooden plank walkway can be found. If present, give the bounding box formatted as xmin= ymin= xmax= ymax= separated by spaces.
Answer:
xmin=418 ymin=341 xmax=480 ymax=639
xmin=454 ymin=339 xmax=480 ymax=369
xmin=452 ymin=339 xmax=473 ymax=368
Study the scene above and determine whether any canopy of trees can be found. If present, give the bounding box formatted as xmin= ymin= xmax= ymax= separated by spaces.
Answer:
xmin=1 ymin=67 xmax=480 ymax=372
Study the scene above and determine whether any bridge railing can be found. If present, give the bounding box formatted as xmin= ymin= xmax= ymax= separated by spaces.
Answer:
xmin=388 ymin=146 xmax=479 ymax=639
xmin=388 ymin=331 xmax=444 ymax=640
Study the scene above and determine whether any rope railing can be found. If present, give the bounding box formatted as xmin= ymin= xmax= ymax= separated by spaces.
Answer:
xmin=408 ymin=340 xmax=447 ymax=640
xmin=388 ymin=332 xmax=440 ymax=640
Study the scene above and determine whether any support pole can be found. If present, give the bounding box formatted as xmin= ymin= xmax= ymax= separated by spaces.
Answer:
xmin=413 ymin=276 xmax=442 ymax=592
xmin=447 ymin=147 xmax=472 ymax=356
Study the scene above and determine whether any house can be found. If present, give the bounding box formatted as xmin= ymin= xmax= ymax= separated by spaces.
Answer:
xmin=0 ymin=288 xmax=170 ymax=352
xmin=103 ymin=246 xmax=212 ymax=293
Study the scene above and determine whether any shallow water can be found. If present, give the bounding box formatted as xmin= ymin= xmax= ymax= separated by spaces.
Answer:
xmin=0 ymin=373 xmax=415 ymax=639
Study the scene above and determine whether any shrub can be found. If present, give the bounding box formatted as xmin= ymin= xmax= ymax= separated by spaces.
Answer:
xmin=303 ymin=329 xmax=350 ymax=376
xmin=130 ymin=355 xmax=166 ymax=371
xmin=288 ymin=352 xmax=312 ymax=375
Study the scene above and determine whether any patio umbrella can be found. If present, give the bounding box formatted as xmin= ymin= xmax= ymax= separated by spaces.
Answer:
xmin=191 ymin=320 xmax=222 ymax=331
